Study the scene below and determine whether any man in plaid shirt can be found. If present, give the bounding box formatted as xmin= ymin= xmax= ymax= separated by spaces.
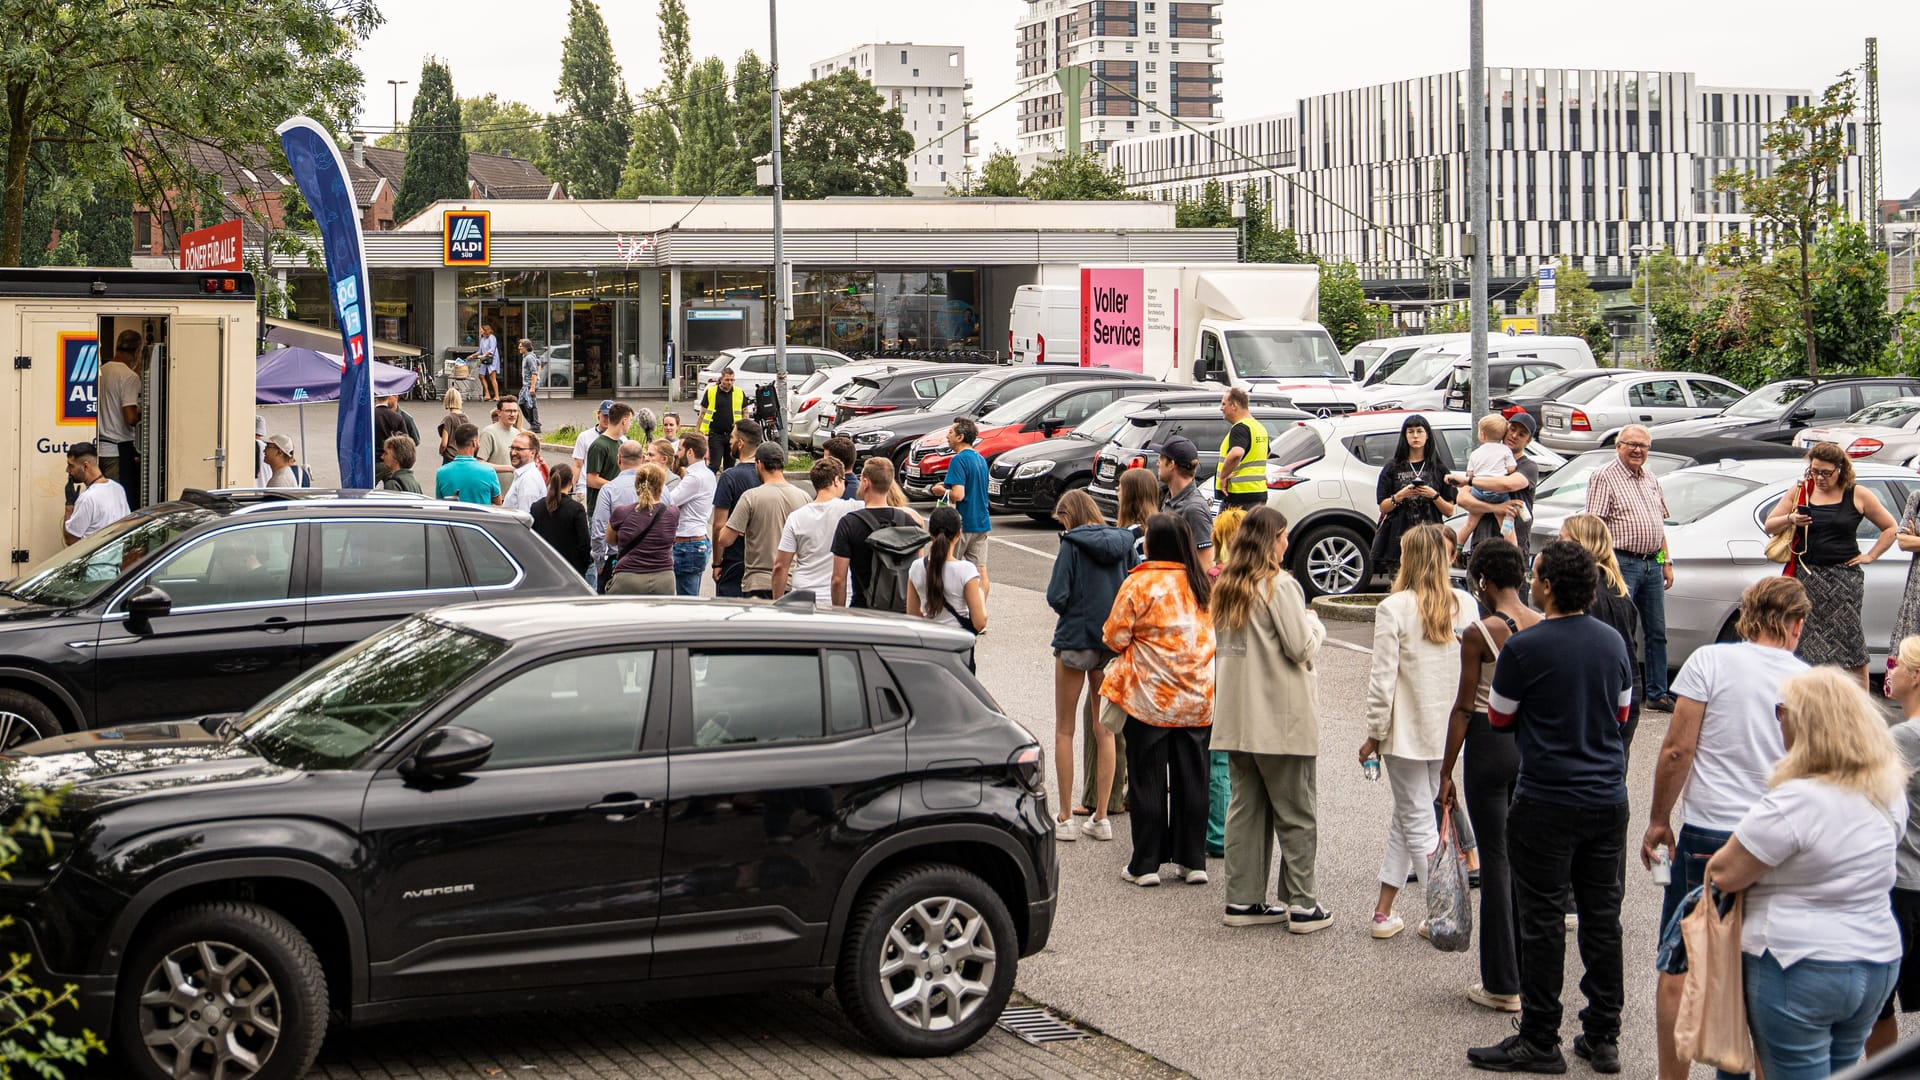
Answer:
xmin=1584 ymin=425 xmax=1676 ymax=711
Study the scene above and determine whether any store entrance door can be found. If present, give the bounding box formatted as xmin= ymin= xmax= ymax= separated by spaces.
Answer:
xmin=573 ymin=302 xmax=614 ymax=399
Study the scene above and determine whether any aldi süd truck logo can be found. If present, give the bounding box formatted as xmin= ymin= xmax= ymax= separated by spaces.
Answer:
xmin=59 ymin=331 xmax=100 ymax=425
xmin=443 ymin=210 xmax=491 ymax=266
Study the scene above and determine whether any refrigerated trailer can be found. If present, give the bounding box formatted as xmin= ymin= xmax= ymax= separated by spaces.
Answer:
xmin=2 ymin=268 xmax=257 ymax=569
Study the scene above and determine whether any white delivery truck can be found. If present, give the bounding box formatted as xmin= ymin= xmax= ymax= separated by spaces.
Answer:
xmin=2 ymin=268 xmax=259 ymax=569
xmin=1007 ymin=284 xmax=1080 ymax=365
xmin=1075 ymin=263 xmax=1366 ymax=415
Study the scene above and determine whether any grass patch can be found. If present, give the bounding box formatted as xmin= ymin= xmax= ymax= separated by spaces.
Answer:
xmin=546 ymin=425 xmax=581 ymax=446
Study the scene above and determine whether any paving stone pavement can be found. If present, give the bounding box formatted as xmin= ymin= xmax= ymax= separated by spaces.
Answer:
xmin=310 ymin=992 xmax=1189 ymax=1080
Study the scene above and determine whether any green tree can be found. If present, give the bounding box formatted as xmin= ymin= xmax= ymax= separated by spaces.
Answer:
xmin=669 ymin=58 xmax=734 ymax=195
xmin=1713 ymin=76 xmax=1856 ymax=375
xmin=1318 ymin=262 xmax=1379 ymax=352
xmin=657 ymin=0 xmax=692 ymax=96
xmin=548 ymin=0 xmax=632 ymax=199
xmin=459 ymin=94 xmax=547 ymax=165
xmin=779 ymin=70 xmax=913 ymax=199
xmin=1174 ymin=179 xmax=1233 ymax=228
xmin=392 ymin=59 xmax=468 ymax=224
xmin=618 ymin=93 xmax=677 ymax=197
xmin=0 ymin=0 xmax=378 ymax=266
xmin=1887 ymin=300 xmax=1920 ymax=375
xmin=949 ymin=145 xmax=1022 ymax=197
xmin=1427 ymin=305 xmax=1501 ymax=334
xmin=1518 ymin=258 xmax=1608 ymax=353
xmin=1022 ymin=151 xmax=1130 ymax=200
xmin=1802 ymin=220 xmax=1894 ymax=374
xmin=719 ymin=51 xmax=771 ymax=194
xmin=1628 ymin=246 xmax=1713 ymax=308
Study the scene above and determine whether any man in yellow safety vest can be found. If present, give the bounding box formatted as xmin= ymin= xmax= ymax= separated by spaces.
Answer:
xmin=1217 ymin=386 xmax=1269 ymax=511
xmin=700 ymin=370 xmax=749 ymax=471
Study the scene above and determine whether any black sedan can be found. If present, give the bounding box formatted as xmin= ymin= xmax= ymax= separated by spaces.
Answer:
xmin=0 ymin=489 xmax=589 ymax=742
xmin=1650 ymin=376 xmax=1920 ymax=444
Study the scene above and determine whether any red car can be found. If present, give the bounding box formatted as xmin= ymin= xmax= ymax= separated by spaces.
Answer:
xmin=901 ymin=377 xmax=1165 ymax=497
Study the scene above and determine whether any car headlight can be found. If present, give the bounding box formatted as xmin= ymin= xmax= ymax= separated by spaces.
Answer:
xmin=852 ymin=429 xmax=894 ymax=447
xmin=1012 ymin=459 xmax=1055 ymax=479
xmin=1373 ymin=399 xmax=1403 ymax=410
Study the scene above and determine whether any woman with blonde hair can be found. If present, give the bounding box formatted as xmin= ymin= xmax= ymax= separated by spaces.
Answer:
xmin=1046 ymin=490 xmax=1134 ymax=842
xmin=606 ymin=463 xmax=680 ymax=595
xmin=650 ymin=438 xmax=683 ymax=496
xmin=1204 ymin=505 xmax=1249 ymax=854
xmin=1562 ymin=513 xmax=1646 ymax=749
xmin=437 ymin=387 xmax=467 ymax=464
xmin=1706 ymin=666 xmax=1908 ymax=1079
xmin=1869 ymin=635 xmax=1920 ymax=1056
xmin=1764 ymin=440 xmax=1898 ymax=687
xmin=1360 ymin=523 xmax=1477 ymax=938
xmin=1117 ymin=467 xmax=1160 ymax=558
xmin=1212 ymin=507 xmax=1333 ymax=930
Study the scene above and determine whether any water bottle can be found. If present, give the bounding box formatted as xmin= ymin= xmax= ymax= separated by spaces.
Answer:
xmin=1651 ymin=843 xmax=1672 ymax=886
xmin=1362 ymin=755 xmax=1381 ymax=783
xmin=1501 ymin=512 xmax=1515 ymax=537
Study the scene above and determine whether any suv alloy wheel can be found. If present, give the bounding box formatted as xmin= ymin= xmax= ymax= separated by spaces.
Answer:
xmin=834 ymin=865 xmax=1018 ymax=1056
xmin=1296 ymin=523 xmax=1372 ymax=598
xmin=0 ymin=688 xmax=58 ymax=749
xmin=119 ymin=901 xmax=328 ymax=1080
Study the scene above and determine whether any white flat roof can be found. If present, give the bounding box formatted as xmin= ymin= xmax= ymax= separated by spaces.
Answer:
xmin=392 ymin=197 xmax=1181 ymax=235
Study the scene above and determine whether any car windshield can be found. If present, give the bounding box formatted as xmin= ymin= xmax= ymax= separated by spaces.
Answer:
xmin=840 ymin=378 xmax=884 ymax=403
xmin=1225 ymin=330 xmax=1348 ymax=379
xmin=1384 ymin=348 xmax=1460 ymax=386
xmin=1347 ymin=345 xmax=1386 ymax=368
xmin=929 ymin=372 xmax=1000 ymax=414
xmin=1536 ymin=451 xmax=1688 ymax=506
xmin=1845 ymin=399 xmax=1920 ymax=427
xmin=5 ymin=507 xmax=215 ymax=607
xmin=235 ymin=617 xmax=509 ymax=770
xmin=978 ymin=384 xmax=1062 ymax=426
xmin=1722 ymin=381 xmax=1814 ymax=420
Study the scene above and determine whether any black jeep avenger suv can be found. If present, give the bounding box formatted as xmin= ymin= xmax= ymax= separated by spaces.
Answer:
xmin=0 ymin=597 xmax=1055 ymax=1077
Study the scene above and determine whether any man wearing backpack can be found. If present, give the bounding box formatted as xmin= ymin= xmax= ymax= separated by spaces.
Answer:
xmin=832 ymin=457 xmax=925 ymax=610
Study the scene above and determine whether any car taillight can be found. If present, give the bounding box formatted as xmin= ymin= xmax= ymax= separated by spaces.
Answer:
xmin=1570 ymin=409 xmax=1591 ymax=432
xmin=798 ymin=397 xmax=820 ymax=413
xmin=1008 ymin=330 xmax=1015 ymax=355
xmin=1009 ymin=745 xmax=1045 ymax=794
xmin=1267 ymin=474 xmax=1307 ymax=490
xmin=1845 ymin=438 xmax=1883 ymax=458
xmin=1037 ymin=334 xmax=1046 ymax=364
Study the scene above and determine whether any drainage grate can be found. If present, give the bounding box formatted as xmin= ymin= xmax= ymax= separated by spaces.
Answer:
xmin=997 ymin=1006 xmax=1089 ymax=1046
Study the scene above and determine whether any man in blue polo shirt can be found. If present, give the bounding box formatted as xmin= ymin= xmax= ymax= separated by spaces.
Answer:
xmin=1470 ymin=540 xmax=1632 ymax=1077
xmin=931 ymin=416 xmax=992 ymax=587
xmin=435 ymin=422 xmax=502 ymax=506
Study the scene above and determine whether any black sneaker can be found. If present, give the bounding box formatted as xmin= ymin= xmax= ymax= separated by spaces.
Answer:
xmin=1467 ymin=1034 xmax=1567 ymax=1074
xmin=1286 ymin=905 xmax=1334 ymax=934
xmin=1221 ymin=903 xmax=1288 ymax=927
xmin=1572 ymin=1036 xmax=1619 ymax=1074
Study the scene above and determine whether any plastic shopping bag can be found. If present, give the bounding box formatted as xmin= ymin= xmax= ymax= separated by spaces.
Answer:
xmin=1674 ymin=886 xmax=1754 ymax=1073
xmin=1425 ymin=804 xmax=1473 ymax=952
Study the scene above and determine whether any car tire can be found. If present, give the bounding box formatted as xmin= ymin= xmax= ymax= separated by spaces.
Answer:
xmin=834 ymin=864 xmax=1018 ymax=1057
xmin=117 ymin=900 xmax=328 ymax=1080
xmin=1294 ymin=522 xmax=1373 ymax=599
xmin=0 ymin=688 xmax=62 ymax=750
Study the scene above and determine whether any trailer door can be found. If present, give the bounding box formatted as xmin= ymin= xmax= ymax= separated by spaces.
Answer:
xmin=11 ymin=311 xmax=104 ymax=571
xmin=167 ymin=314 xmax=233 ymax=495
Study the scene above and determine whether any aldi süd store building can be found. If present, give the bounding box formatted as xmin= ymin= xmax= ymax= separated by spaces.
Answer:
xmin=300 ymin=197 xmax=1235 ymax=398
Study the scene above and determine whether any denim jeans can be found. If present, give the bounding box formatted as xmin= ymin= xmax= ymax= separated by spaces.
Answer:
xmin=1744 ymin=950 xmax=1897 ymax=1080
xmin=1206 ymin=750 xmax=1230 ymax=854
xmin=1509 ymin=796 xmax=1629 ymax=1049
xmin=672 ymin=539 xmax=709 ymax=597
xmin=1617 ymin=553 xmax=1670 ymax=700
xmin=518 ymin=390 xmax=541 ymax=434
xmin=1659 ymin=824 xmax=1735 ymax=942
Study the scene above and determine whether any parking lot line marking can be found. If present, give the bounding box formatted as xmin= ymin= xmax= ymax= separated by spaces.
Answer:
xmin=994 ymin=538 xmax=1059 ymax=561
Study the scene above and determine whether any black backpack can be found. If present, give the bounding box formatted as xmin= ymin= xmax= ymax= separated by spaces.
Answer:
xmin=861 ymin=514 xmax=931 ymax=613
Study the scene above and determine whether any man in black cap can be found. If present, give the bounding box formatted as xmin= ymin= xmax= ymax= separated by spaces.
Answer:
xmin=1458 ymin=412 xmax=1539 ymax=556
xmin=1155 ymin=434 xmax=1216 ymax=572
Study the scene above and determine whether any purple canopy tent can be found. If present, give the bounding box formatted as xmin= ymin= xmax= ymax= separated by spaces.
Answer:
xmin=256 ymin=348 xmax=420 ymax=478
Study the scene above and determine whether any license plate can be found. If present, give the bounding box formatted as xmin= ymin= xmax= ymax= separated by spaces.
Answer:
xmin=1547 ymin=414 xmax=1565 ymax=429
xmin=988 ymin=478 xmax=1002 ymax=495
xmin=908 ymin=463 xmax=923 ymax=478
xmin=1098 ymin=461 xmax=1117 ymax=480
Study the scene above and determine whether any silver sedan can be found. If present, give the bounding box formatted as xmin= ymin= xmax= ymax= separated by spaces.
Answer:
xmin=1528 ymin=458 xmax=1920 ymax=676
xmin=1538 ymin=371 xmax=1748 ymax=453
xmin=1792 ymin=396 xmax=1920 ymax=468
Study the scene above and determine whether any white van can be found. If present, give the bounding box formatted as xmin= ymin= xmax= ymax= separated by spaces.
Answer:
xmin=1008 ymin=284 xmax=1080 ymax=365
xmin=1345 ymin=333 xmax=1468 ymax=386
xmin=1357 ymin=335 xmax=1597 ymax=410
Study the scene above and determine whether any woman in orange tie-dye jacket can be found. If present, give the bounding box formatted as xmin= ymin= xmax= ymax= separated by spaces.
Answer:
xmin=1103 ymin=512 xmax=1218 ymax=888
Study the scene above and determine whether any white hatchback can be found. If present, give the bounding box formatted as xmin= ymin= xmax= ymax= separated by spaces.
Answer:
xmin=788 ymin=361 xmax=927 ymax=448
xmin=696 ymin=346 xmax=855 ymax=402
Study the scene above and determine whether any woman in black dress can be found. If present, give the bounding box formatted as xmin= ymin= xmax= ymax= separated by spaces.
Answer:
xmin=1370 ymin=414 xmax=1457 ymax=579
xmin=1763 ymin=441 xmax=1898 ymax=688
xmin=530 ymin=464 xmax=592 ymax=577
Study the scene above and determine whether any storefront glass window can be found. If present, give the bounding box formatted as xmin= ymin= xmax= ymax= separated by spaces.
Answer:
xmin=503 ymin=271 xmax=548 ymax=298
xmin=791 ymin=270 xmax=876 ymax=354
xmin=457 ymin=272 xmax=509 ymax=299
xmin=549 ymin=272 xmax=597 ymax=300
xmin=680 ymin=271 xmax=770 ymax=356
xmin=371 ymin=273 xmax=417 ymax=345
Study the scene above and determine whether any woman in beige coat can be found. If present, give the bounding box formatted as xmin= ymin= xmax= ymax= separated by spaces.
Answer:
xmin=1211 ymin=507 xmax=1333 ymax=932
xmin=1359 ymin=523 xmax=1477 ymax=940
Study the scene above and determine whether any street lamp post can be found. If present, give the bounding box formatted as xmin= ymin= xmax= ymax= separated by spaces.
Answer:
xmin=1230 ymin=190 xmax=1247 ymax=262
xmin=387 ymin=79 xmax=407 ymax=146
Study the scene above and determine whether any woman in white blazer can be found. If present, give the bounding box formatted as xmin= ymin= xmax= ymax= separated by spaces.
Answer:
xmin=1359 ymin=523 xmax=1477 ymax=940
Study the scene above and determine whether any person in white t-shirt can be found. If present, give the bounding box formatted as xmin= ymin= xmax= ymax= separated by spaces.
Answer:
xmin=96 ymin=330 xmax=145 ymax=506
xmin=772 ymin=460 xmax=857 ymax=607
xmin=907 ymin=506 xmax=987 ymax=638
xmin=502 ymin=432 xmax=547 ymax=513
xmin=63 ymin=442 xmax=130 ymax=544
xmin=572 ymin=399 xmax=613 ymax=497
xmin=1705 ymin=665 xmax=1908 ymax=1080
xmin=1642 ymin=575 xmax=1811 ymax=1080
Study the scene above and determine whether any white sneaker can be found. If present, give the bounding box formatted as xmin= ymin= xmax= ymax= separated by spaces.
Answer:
xmin=1371 ymin=913 xmax=1405 ymax=939
xmin=1169 ymin=864 xmax=1209 ymax=885
xmin=1467 ymin=982 xmax=1522 ymax=1013
xmin=1053 ymin=818 xmax=1079 ymax=842
xmin=1120 ymin=868 xmax=1160 ymax=887
xmin=1080 ymin=817 xmax=1114 ymax=841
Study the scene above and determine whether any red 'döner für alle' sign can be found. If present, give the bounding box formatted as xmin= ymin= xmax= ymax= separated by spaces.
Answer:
xmin=178 ymin=219 xmax=244 ymax=272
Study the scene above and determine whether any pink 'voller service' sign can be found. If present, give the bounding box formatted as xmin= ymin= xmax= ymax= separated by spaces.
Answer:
xmin=1080 ymin=267 xmax=1144 ymax=373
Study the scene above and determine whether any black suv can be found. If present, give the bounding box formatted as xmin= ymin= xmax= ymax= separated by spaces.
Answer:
xmin=1651 ymin=376 xmax=1920 ymax=443
xmin=1087 ymin=403 xmax=1310 ymax=517
xmin=0 ymin=490 xmax=589 ymax=742
xmin=1 ymin=597 xmax=1053 ymax=1075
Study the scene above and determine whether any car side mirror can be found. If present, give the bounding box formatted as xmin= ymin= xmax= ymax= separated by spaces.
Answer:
xmin=1038 ymin=417 xmax=1065 ymax=436
xmin=1789 ymin=407 xmax=1816 ymax=423
xmin=404 ymin=726 xmax=494 ymax=781
xmin=125 ymin=586 xmax=172 ymax=632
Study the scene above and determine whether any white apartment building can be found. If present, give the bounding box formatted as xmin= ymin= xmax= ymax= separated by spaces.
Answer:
xmin=809 ymin=43 xmax=975 ymax=196
xmin=1109 ymin=67 xmax=1866 ymax=286
xmin=1014 ymin=0 xmax=1223 ymax=161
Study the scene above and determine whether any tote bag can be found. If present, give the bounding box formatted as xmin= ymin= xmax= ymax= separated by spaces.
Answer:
xmin=1673 ymin=886 xmax=1754 ymax=1073
xmin=1424 ymin=805 xmax=1473 ymax=952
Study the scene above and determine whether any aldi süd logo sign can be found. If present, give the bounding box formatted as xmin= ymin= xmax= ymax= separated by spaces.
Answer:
xmin=443 ymin=210 xmax=491 ymax=266
xmin=58 ymin=331 xmax=100 ymax=426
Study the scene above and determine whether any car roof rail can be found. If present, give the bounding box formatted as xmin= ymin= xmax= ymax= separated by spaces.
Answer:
xmin=774 ymin=590 xmax=818 ymax=611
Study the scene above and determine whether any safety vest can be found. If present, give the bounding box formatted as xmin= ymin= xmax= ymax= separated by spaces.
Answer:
xmin=1218 ymin=416 xmax=1270 ymax=496
xmin=701 ymin=384 xmax=746 ymax=432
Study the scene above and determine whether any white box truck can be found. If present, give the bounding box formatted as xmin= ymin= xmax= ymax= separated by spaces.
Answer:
xmin=1007 ymin=284 xmax=1079 ymax=365
xmin=2 ymin=268 xmax=258 ymax=569
xmin=1075 ymin=263 xmax=1366 ymax=415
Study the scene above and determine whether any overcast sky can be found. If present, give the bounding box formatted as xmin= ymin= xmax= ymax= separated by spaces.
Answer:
xmin=352 ymin=0 xmax=1918 ymax=203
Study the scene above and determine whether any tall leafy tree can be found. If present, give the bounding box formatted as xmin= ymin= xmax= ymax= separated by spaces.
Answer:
xmin=779 ymin=70 xmax=912 ymax=199
xmin=1803 ymin=221 xmax=1894 ymax=375
xmin=722 ymin=51 xmax=771 ymax=194
xmin=1318 ymin=262 xmax=1382 ymax=351
xmin=972 ymin=147 xmax=1025 ymax=197
xmin=657 ymin=0 xmax=692 ymax=96
xmin=460 ymin=94 xmax=547 ymax=165
xmin=549 ymin=0 xmax=632 ymax=199
xmin=671 ymin=58 xmax=734 ymax=196
xmin=1022 ymin=151 xmax=1129 ymax=200
xmin=1175 ymin=180 xmax=1233 ymax=227
xmin=392 ymin=59 xmax=468 ymax=223
xmin=1713 ymin=76 xmax=1856 ymax=375
xmin=0 ymin=0 xmax=378 ymax=266
xmin=618 ymin=96 xmax=675 ymax=197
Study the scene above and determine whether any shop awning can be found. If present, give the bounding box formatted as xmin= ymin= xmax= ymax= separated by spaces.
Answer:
xmin=262 ymin=316 xmax=422 ymax=357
